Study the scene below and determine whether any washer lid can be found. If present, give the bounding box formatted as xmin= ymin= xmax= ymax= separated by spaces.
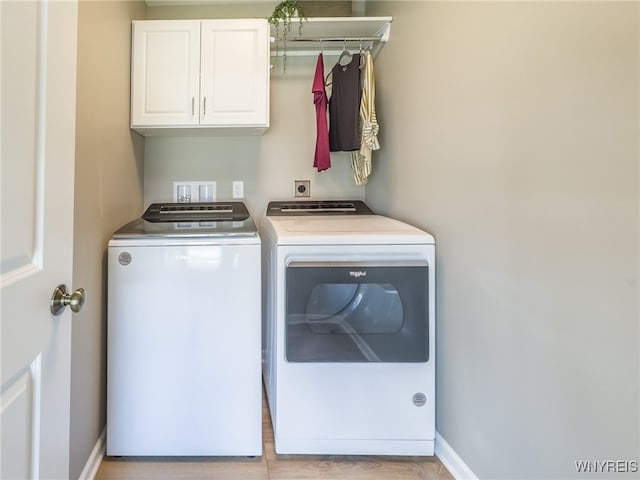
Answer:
xmin=112 ymin=201 xmax=258 ymax=238
xmin=143 ymin=202 xmax=250 ymax=222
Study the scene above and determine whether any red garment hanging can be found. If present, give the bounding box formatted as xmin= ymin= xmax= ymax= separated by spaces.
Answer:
xmin=312 ymin=53 xmax=331 ymax=172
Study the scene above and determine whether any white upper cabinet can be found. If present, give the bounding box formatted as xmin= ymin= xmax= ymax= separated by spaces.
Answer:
xmin=200 ymin=20 xmax=269 ymax=128
xmin=131 ymin=19 xmax=269 ymax=135
xmin=131 ymin=21 xmax=200 ymax=128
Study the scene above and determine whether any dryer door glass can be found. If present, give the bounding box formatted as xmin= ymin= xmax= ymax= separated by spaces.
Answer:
xmin=285 ymin=262 xmax=429 ymax=362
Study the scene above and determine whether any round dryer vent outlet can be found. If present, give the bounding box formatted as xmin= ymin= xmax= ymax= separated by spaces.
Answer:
xmin=412 ymin=392 xmax=427 ymax=407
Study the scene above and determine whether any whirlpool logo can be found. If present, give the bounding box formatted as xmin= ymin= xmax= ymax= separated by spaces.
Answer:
xmin=349 ymin=270 xmax=367 ymax=278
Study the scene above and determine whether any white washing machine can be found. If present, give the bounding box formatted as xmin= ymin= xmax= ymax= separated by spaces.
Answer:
xmin=107 ymin=202 xmax=262 ymax=456
xmin=261 ymin=200 xmax=436 ymax=455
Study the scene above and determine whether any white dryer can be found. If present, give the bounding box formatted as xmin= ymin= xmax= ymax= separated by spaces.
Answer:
xmin=107 ymin=202 xmax=262 ymax=456
xmin=261 ymin=200 xmax=435 ymax=455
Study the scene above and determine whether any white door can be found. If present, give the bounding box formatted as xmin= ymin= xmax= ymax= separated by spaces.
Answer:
xmin=200 ymin=19 xmax=269 ymax=127
xmin=1 ymin=1 xmax=79 ymax=479
xmin=130 ymin=20 xmax=200 ymax=127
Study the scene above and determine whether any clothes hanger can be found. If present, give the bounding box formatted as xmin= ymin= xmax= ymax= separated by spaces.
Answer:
xmin=324 ymin=40 xmax=332 ymax=86
xmin=324 ymin=69 xmax=333 ymax=87
xmin=337 ymin=38 xmax=352 ymax=66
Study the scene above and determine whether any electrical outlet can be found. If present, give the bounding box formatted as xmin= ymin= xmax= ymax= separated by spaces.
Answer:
xmin=294 ymin=180 xmax=310 ymax=197
xmin=232 ymin=181 xmax=244 ymax=199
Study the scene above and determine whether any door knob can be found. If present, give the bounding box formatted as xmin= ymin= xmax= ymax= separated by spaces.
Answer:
xmin=50 ymin=284 xmax=86 ymax=315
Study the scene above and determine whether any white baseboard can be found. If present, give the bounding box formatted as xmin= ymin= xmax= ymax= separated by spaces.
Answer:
xmin=79 ymin=428 xmax=106 ymax=480
xmin=435 ymin=431 xmax=478 ymax=480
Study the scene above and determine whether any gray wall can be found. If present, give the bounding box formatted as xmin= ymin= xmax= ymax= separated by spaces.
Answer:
xmin=71 ymin=1 xmax=146 ymax=478
xmin=365 ymin=1 xmax=639 ymax=479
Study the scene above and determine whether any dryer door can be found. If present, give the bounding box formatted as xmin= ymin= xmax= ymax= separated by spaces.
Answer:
xmin=285 ymin=262 xmax=429 ymax=362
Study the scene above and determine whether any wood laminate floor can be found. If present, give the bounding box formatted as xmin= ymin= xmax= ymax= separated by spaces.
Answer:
xmin=96 ymin=389 xmax=454 ymax=480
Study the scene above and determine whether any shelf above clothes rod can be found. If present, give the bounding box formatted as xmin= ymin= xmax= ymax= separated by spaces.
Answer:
xmin=270 ymin=16 xmax=392 ymax=58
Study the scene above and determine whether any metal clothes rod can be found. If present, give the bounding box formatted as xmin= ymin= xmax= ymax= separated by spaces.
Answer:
xmin=285 ymin=36 xmax=381 ymax=42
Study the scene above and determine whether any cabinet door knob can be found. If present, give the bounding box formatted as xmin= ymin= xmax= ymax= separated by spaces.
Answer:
xmin=191 ymin=97 xmax=195 ymax=116
xmin=203 ymin=97 xmax=207 ymax=116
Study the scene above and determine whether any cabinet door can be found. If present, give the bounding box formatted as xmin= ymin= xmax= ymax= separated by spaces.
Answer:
xmin=200 ymin=19 xmax=269 ymax=127
xmin=131 ymin=20 xmax=200 ymax=127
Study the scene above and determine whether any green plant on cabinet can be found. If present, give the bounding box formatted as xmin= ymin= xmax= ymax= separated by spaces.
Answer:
xmin=268 ymin=0 xmax=307 ymax=72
